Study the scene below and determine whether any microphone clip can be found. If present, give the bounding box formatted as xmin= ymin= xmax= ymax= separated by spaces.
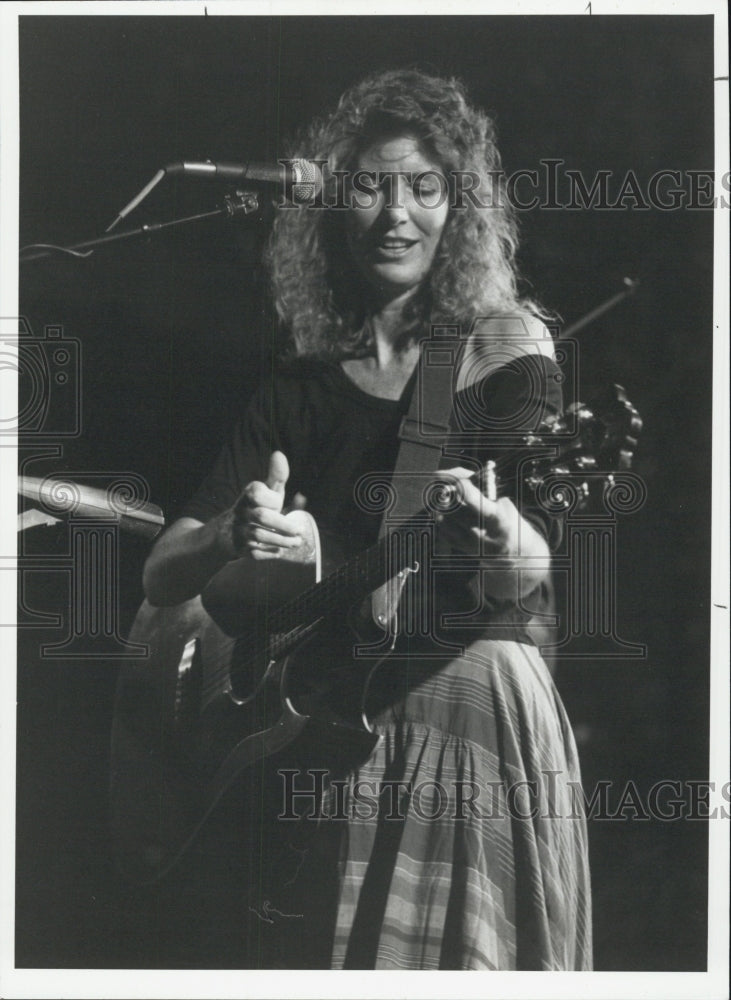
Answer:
xmin=223 ymin=190 xmax=261 ymax=217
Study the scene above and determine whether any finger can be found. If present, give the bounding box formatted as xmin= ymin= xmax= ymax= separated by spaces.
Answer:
xmin=266 ymin=451 xmax=289 ymax=496
xmin=245 ymin=507 xmax=303 ymax=536
xmin=244 ymin=525 xmax=303 ymax=549
xmin=439 ymin=512 xmax=496 ymax=544
xmin=245 ymin=540 xmax=281 ymax=553
xmin=445 ymin=476 xmax=502 ymax=527
xmin=437 ymin=469 xmax=490 ymax=511
xmin=469 ymin=526 xmax=507 ymax=554
xmin=249 ymin=544 xmax=285 ymax=561
xmin=240 ymin=481 xmax=287 ymax=512
xmin=438 ymin=495 xmax=506 ymax=552
xmin=244 ymin=525 xmax=302 ymax=549
xmin=439 ymin=517 xmax=505 ymax=556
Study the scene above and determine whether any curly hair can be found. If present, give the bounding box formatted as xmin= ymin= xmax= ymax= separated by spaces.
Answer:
xmin=268 ymin=67 xmax=544 ymax=358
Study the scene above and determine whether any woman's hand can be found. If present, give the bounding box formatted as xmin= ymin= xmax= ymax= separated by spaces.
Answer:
xmin=225 ymin=451 xmax=305 ymax=561
xmin=143 ymin=451 xmax=307 ymax=606
xmin=436 ymin=466 xmax=550 ymax=599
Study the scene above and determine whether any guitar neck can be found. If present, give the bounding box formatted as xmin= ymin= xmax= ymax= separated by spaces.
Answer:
xmin=266 ymin=535 xmax=391 ymax=646
xmin=264 ymin=462 xmax=502 ymax=648
xmin=261 ymin=382 xmax=641 ymax=653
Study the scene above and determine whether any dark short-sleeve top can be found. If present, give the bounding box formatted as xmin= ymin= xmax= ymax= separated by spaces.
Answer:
xmin=182 ymin=354 xmax=563 ymax=645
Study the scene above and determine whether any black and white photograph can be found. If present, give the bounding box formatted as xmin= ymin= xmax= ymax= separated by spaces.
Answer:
xmin=1 ymin=2 xmax=728 ymax=997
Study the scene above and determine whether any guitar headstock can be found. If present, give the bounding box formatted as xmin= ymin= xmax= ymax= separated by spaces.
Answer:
xmin=520 ymin=384 xmax=643 ymax=513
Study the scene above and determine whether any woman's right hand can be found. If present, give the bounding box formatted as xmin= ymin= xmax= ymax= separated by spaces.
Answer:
xmin=143 ymin=451 xmax=306 ymax=606
xmin=225 ymin=450 xmax=305 ymax=561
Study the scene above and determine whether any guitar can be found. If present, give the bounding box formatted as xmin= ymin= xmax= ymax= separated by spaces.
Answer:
xmin=110 ymin=384 xmax=641 ymax=883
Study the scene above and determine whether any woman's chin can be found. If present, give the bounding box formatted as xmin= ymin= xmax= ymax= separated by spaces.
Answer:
xmin=365 ymin=273 xmax=425 ymax=307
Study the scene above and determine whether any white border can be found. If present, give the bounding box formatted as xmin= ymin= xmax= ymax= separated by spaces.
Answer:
xmin=2 ymin=0 xmax=730 ymax=14
xmin=708 ymin=0 xmax=731 ymax=984
xmin=1 ymin=2 xmax=728 ymax=998
xmin=0 ymin=7 xmax=19 ymax=1000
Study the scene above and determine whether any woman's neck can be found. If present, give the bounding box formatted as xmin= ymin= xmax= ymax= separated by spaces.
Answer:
xmin=367 ymin=289 xmax=421 ymax=368
xmin=340 ymin=296 xmax=422 ymax=399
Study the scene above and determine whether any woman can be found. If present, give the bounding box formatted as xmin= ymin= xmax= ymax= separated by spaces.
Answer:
xmin=143 ymin=68 xmax=592 ymax=970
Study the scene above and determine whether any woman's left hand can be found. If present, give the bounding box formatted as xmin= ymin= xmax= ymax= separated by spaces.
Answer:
xmin=436 ymin=467 xmax=550 ymax=599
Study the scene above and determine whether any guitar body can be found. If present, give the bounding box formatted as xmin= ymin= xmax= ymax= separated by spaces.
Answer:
xmin=110 ymin=513 xmax=386 ymax=884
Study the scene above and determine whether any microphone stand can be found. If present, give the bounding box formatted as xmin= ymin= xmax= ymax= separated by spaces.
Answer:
xmin=559 ymin=277 xmax=640 ymax=338
xmin=19 ymin=189 xmax=262 ymax=265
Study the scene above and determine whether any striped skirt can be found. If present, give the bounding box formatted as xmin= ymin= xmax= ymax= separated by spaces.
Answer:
xmin=288 ymin=638 xmax=594 ymax=970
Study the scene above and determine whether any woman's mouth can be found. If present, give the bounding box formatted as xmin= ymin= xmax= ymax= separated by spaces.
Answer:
xmin=373 ymin=237 xmax=418 ymax=257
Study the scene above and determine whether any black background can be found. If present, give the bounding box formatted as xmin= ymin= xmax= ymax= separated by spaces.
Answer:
xmin=16 ymin=14 xmax=713 ymax=970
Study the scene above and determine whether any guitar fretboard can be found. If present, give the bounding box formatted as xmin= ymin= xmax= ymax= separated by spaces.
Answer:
xmin=264 ymin=462 xmax=512 ymax=657
xmin=266 ymin=536 xmax=388 ymax=657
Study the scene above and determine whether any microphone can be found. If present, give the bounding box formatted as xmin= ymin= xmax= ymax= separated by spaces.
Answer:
xmin=166 ymin=159 xmax=324 ymax=201
xmin=18 ymin=476 xmax=165 ymax=539
xmin=105 ymin=157 xmax=324 ymax=231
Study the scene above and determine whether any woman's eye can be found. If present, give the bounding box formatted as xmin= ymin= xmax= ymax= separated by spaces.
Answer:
xmin=412 ymin=177 xmax=444 ymax=200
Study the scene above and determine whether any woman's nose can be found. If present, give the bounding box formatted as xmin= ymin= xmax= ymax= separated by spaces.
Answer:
xmin=380 ymin=175 xmax=410 ymax=224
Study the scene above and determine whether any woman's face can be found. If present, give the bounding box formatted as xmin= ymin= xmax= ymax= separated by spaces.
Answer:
xmin=344 ymin=132 xmax=449 ymax=304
